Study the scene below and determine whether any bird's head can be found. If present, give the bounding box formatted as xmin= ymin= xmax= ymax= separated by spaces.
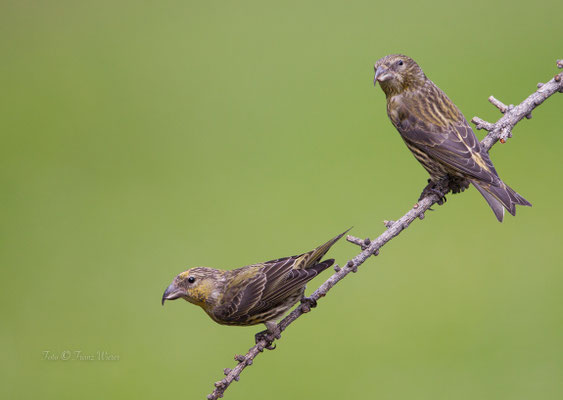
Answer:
xmin=162 ymin=267 xmax=221 ymax=308
xmin=373 ymin=54 xmax=426 ymax=97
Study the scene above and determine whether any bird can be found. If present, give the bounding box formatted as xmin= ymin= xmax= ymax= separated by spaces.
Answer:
xmin=373 ymin=54 xmax=531 ymax=221
xmin=162 ymin=229 xmax=348 ymax=346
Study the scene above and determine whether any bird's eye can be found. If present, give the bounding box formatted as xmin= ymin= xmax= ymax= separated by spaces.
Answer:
xmin=398 ymin=60 xmax=404 ymax=66
xmin=187 ymin=276 xmax=195 ymax=283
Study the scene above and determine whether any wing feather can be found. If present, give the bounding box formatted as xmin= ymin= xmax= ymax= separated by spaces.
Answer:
xmin=214 ymin=259 xmax=332 ymax=323
xmin=398 ymin=108 xmax=500 ymax=185
xmin=212 ymin=231 xmax=346 ymax=324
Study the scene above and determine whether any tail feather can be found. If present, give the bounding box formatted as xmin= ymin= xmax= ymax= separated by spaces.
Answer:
xmin=298 ymin=228 xmax=351 ymax=269
xmin=471 ymin=180 xmax=531 ymax=222
xmin=310 ymin=258 xmax=335 ymax=274
xmin=471 ymin=181 xmax=505 ymax=221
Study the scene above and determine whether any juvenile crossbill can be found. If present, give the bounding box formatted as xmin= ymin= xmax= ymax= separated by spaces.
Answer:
xmin=373 ymin=54 xmax=531 ymax=221
xmin=162 ymin=230 xmax=347 ymax=343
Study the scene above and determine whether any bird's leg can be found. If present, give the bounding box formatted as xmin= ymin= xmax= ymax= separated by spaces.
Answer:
xmin=300 ymin=296 xmax=317 ymax=313
xmin=254 ymin=321 xmax=280 ymax=350
xmin=419 ymin=178 xmax=449 ymax=205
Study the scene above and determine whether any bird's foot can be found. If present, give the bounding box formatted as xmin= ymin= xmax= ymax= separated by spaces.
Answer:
xmin=419 ymin=179 xmax=449 ymax=205
xmin=255 ymin=323 xmax=280 ymax=350
xmin=254 ymin=330 xmax=276 ymax=350
xmin=300 ymin=296 xmax=317 ymax=313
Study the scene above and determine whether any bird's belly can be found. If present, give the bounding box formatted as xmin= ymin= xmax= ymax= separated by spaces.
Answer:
xmin=407 ymin=143 xmax=448 ymax=179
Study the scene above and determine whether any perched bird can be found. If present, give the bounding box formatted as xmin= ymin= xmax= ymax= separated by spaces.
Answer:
xmin=373 ymin=54 xmax=531 ymax=221
xmin=162 ymin=230 xmax=347 ymax=345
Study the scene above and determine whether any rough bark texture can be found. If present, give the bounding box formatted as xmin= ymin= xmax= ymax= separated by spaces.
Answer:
xmin=207 ymin=60 xmax=562 ymax=400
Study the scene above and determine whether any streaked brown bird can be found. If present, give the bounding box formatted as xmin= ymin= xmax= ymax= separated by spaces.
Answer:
xmin=162 ymin=230 xmax=347 ymax=345
xmin=373 ymin=54 xmax=531 ymax=221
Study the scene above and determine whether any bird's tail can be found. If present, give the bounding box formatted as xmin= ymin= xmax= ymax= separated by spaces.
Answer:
xmin=470 ymin=180 xmax=531 ymax=222
xmin=297 ymin=228 xmax=351 ymax=269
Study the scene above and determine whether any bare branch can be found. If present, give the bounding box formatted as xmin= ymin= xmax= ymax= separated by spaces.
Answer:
xmin=470 ymin=116 xmax=495 ymax=131
xmin=488 ymin=95 xmax=509 ymax=113
xmin=206 ymin=60 xmax=562 ymax=400
xmin=346 ymin=235 xmax=372 ymax=250
xmin=478 ymin=62 xmax=563 ymax=148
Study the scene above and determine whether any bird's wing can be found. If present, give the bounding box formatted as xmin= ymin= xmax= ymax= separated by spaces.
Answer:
xmin=399 ymin=112 xmax=499 ymax=184
xmin=247 ymin=259 xmax=333 ymax=317
xmin=213 ymin=231 xmax=345 ymax=324
xmin=214 ymin=257 xmax=332 ymax=324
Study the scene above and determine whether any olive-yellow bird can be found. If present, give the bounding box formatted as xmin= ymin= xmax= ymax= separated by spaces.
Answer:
xmin=374 ymin=54 xmax=531 ymax=221
xmin=162 ymin=230 xmax=347 ymax=343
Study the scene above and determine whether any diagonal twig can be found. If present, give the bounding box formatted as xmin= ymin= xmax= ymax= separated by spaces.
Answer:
xmin=207 ymin=60 xmax=562 ymax=400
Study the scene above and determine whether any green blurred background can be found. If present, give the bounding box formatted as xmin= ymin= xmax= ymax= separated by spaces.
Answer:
xmin=2 ymin=0 xmax=561 ymax=399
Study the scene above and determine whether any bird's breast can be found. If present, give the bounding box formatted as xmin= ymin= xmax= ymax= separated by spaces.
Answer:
xmin=386 ymin=96 xmax=409 ymax=128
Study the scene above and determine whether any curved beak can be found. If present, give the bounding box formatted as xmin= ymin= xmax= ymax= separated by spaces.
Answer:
xmin=161 ymin=282 xmax=186 ymax=305
xmin=374 ymin=66 xmax=390 ymax=86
